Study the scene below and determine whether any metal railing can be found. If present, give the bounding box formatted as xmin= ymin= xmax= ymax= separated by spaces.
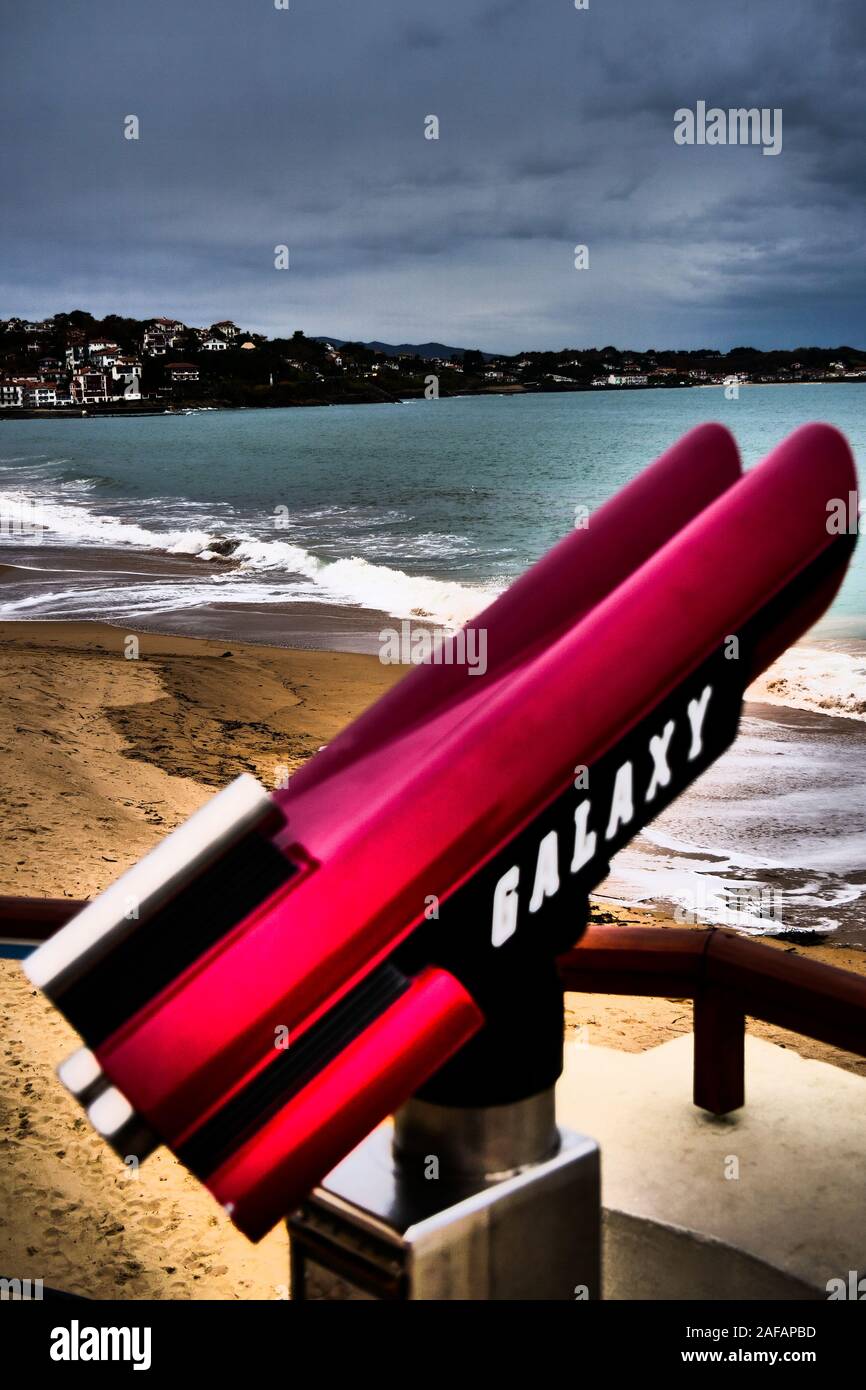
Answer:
xmin=559 ymin=924 xmax=866 ymax=1114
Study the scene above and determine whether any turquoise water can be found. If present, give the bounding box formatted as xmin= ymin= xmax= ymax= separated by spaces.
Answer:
xmin=0 ymin=384 xmax=863 ymax=628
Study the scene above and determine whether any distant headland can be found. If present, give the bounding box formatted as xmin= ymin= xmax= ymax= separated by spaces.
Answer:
xmin=2 ymin=310 xmax=864 ymax=418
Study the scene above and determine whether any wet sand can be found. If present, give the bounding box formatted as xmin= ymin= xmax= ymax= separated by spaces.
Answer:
xmin=0 ymin=544 xmax=399 ymax=653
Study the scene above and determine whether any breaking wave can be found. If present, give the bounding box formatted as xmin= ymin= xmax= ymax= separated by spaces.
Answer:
xmin=747 ymin=647 xmax=866 ymax=723
xmin=0 ymin=487 xmax=497 ymax=629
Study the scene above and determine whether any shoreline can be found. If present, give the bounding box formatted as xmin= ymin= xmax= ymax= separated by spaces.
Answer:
xmin=3 ymin=376 xmax=865 ymax=422
xmin=2 ymin=543 xmax=865 ymax=657
xmin=0 ymin=546 xmax=407 ymax=654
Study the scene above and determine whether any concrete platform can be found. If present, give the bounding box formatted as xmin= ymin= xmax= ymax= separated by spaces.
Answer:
xmin=557 ymin=1034 xmax=866 ymax=1299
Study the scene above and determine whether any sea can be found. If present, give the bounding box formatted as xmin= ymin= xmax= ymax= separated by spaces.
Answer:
xmin=0 ymin=384 xmax=864 ymax=944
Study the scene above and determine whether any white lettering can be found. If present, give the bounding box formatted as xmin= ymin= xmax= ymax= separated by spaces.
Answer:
xmin=528 ymin=830 xmax=560 ymax=912
xmin=646 ymin=719 xmax=676 ymax=801
xmin=570 ymin=799 xmax=597 ymax=872
xmin=48 ymin=1321 xmax=152 ymax=1371
xmin=687 ymin=685 xmax=713 ymax=760
xmin=491 ymin=865 xmax=520 ymax=946
xmin=605 ymin=762 xmax=634 ymax=839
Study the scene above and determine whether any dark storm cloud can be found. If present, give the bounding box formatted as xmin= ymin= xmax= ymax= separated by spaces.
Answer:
xmin=0 ymin=0 xmax=862 ymax=350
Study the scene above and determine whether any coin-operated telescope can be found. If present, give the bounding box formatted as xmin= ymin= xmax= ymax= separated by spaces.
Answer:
xmin=25 ymin=423 xmax=858 ymax=1298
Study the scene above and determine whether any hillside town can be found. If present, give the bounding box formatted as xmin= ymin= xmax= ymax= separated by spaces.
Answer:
xmin=1 ymin=311 xmax=865 ymax=416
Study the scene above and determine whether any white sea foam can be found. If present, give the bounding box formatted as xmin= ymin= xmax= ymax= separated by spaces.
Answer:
xmin=602 ymin=851 xmax=866 ymax=935
xmin=0 ymin=488 xmax=497 ymax=628
xmin=2 ymin=485 xmax=864 ymax=662
xmin=746 ymin=647 xmax=866 ymax=722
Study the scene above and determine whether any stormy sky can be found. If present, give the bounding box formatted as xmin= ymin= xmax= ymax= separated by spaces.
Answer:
xmin=1 ymin=0 xmax=863 ymax=352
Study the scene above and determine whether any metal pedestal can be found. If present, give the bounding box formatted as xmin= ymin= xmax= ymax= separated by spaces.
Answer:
xmin=288 ymin=1089 xmax=601 ymax=1300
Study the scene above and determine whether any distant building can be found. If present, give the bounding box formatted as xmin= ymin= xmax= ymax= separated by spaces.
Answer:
xmin=28 ymin=384 xmax=59 ymax=407
xmin=149 ymin=317 xmax=185 ymax=333
xmin=211 ymin=320 xmax=239 ymax=339
xmin=89 ymin=347 xmax=120 ymax=368
xmin=86 ymin=340 xmax=119 ymax=357
xmin=142 ymin=330 xmax=168 ymax=356
xmin=165 ymin=362 xmax=200 ymax=382
xmin=0 ymin=383 xmax=23 ymax=407
xmin=71 ymin=370 xmax=110 ymax=404
xmin=143 ymin=318 xmax=185 ymax=352
xmin=111 ymin=359 xmax=143 ymax=399
xmin=201 ymin=336 xmax=228 ymax=352
xmin=14 ymin=379 xmax=59 ymax=407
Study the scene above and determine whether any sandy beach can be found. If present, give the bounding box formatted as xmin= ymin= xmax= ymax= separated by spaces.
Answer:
xmin=1 ymin=619 xmax=864 ymax=1299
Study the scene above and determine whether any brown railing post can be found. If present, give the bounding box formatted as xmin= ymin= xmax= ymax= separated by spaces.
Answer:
xmin=558 ymin=923 xmax=866 ymax=1116
xmin=693 ymin=985 xmax=745 ymax=1115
